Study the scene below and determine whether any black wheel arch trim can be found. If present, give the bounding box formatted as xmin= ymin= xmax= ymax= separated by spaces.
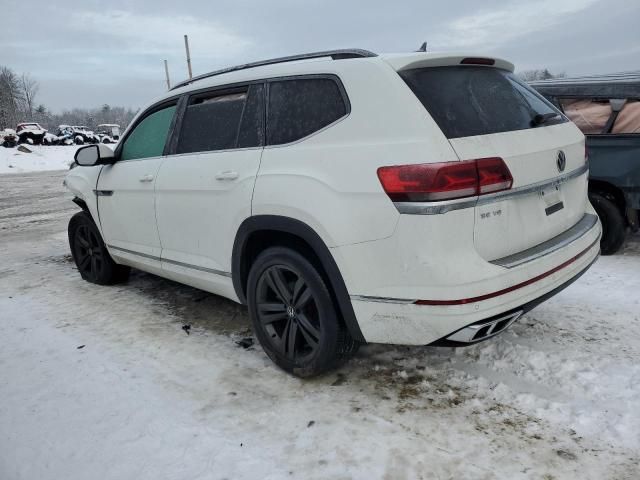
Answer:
xmin=232 ymin=215 xmax=365 ymax=343
xmin=72 ymin=196 xmax=89 ymax=213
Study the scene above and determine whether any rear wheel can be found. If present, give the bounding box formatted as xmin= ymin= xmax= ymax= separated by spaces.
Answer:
xmin=247 ymin=247 xmax=358 ymax=377
xmin=68 ymin=212 xmax=130 ymax=284
xmin=590 ymin=192 xmax=625 ymax=255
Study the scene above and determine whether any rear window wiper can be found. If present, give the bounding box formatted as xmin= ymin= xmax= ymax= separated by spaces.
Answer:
xmin=531 ymin=112 xmax=560 ymax=127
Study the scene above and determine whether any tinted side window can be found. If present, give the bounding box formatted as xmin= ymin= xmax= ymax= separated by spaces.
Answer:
xmin=267 ymin=78 xmax=347 ymax=146
xmin=121 ymin=104 xmax=176 ymax=160
xmin=177 ymin=91 xmax=247 ymax=154
xmin=237 ymin=84 xmax=264 ymax=148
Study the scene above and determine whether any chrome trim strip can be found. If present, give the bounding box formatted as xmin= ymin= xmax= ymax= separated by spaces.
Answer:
xmin=107 ymin=245 xmax=232 ymax=278
xmin=394 ymin=163 xmax=589 ymax=215
xmin=490 ymin=213 xmax=598 ymax=268
xmin=108 ymin=245 xmax=158 ymax=261
xmin=394 ymin=196 xmax=477 ymax=215
xmin=350 ymin=295 xmax=416 ymax=304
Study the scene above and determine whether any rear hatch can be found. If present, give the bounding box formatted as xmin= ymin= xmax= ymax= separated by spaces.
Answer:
xmin=400 ymin=63 xmax=588 ymax=260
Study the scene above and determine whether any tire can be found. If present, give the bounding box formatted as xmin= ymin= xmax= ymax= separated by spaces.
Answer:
xmin=590 ymin=192 xmax=625 ymax=255
xmin=68 ymin=212 xmax=130 ymax=284
xmin=247 ymin=247 xmax=358 ymax=377
xmin=74 ymin=136 xmax=84 ymax=145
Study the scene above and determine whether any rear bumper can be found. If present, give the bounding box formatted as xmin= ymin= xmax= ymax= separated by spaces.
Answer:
xmin=430 ymin=254 xmax=597 ymax=346
xmin=335 ymin=208 xmax=601 ymax=345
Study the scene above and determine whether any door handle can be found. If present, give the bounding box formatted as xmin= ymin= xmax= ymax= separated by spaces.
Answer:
xmin=215 ymin=171 xmax=239 ymax=181
xmin=139 ymin=174 xmax=154 ymax=183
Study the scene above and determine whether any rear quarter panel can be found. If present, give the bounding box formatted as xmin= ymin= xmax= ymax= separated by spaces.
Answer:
xmin=251 ymin=59 xmax=460 ymax=247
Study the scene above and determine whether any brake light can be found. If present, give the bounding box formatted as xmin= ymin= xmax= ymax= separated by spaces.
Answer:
xmin=377 ymin=158 xmax=513 ymax=202
xmin=460 ymin=57 xmax=495 ymax=66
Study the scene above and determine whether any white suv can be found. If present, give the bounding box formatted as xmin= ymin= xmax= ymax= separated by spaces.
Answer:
xmin=65 ymin=49 xmax=601 ymax=377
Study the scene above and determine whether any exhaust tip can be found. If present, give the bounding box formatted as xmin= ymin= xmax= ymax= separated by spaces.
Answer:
xmin=446 ymin=311 xmax=523 ymax=344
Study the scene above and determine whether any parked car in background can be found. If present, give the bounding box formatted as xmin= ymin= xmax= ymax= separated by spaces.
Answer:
xmin=531 ymin=72 xmax=640 ymax=254
xmin=65 ymin=49 xmax=600 ymax=377
xmin=68 ymin=126 xmax=99 ymax=145
xmin=96 ymin=124 xmax=121 ymax=143
xmin=16 ymin=122 xmax=47 ymax=145
xmin=1 ymin=128 xmax=18 ymax=148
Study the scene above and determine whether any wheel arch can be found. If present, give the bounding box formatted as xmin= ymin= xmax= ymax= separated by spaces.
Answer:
xmin=589 ymin=179 xmax=627 ymax=223
xmin=72 ymin=196 xmax=90 ymax=213
xmin=232 ymin=215 xmax=365 ymax=342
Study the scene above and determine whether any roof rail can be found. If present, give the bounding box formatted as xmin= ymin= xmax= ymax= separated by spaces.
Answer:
xmin=170 ymin=49 xmax=377 ymax=91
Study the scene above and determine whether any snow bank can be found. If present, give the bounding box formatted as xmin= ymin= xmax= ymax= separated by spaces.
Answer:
xmin=1 ymin=171 xmax=639 ymax=480
xmin=0 ymin=145 xmax=76 ymax=174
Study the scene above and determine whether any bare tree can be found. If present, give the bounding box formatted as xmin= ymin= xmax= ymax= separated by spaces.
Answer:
xmin=518 ymin=69 xmax=566 ymax=82
xmin=0 ymin=66 xmax=24 ymax=128
xmin=20 ymin=73 xmax=39 ymax=120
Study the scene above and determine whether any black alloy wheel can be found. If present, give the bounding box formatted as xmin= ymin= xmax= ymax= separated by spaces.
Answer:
xmin=68 ymin=211 xmax=130 ymax=285
xmin=73 ymin=223 xmax=106 ymax=282
xmin=247 ymin=247 xmax=358 ymax=377
xmin=255 ymin=264 xmax=322 ymax=362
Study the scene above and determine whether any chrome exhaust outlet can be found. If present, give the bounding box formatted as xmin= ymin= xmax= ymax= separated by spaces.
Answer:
xmin=446 ymin=311 xmax=523 ymax=344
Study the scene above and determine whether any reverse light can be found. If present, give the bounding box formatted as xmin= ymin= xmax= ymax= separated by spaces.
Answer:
xmin=377 ymin=158 xmax=513 ymax=202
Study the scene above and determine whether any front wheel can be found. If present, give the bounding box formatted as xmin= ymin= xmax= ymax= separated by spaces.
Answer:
xmin=590 ymin=192 xmax=626 ymax=255
xmin=68 ymin=212 xmax=130 ymax=284
xmin=247 ymin=247 xmax=358 ymax=377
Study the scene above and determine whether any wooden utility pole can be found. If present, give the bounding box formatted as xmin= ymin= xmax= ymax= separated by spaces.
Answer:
xmin=184 ymin=35 xmax=193 ymax=80
xmin=164 ymin=60 xmax=171 ymax=90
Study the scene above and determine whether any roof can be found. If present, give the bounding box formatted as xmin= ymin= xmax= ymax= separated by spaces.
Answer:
xmin=167 ymin=49 xmax=515 ymax=94
xmin=170 ymin=49 xmax=377 ymax=91
xmin=529 ymin=71 xmax=640 ymax=98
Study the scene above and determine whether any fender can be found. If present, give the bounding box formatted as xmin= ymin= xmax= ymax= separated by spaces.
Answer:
xmin=232 ymin=215 xmax=365 ymax=343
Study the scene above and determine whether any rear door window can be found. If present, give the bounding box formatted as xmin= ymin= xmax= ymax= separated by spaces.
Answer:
xmin=237 ymin=84 xmax=265 ymax=148
xmin=400 ymin=66 xmax=567 ymax=139
xmin=177 ymin=91 xmax=244 ymax=154
xmin=120 ymin=104 xmax=177 ymax=160
xmin=267 ymin=77 xmax=347 ymax=145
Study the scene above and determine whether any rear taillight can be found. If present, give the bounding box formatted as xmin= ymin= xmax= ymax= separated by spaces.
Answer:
xmin=377 ymin=158 xmax=513 ymax=202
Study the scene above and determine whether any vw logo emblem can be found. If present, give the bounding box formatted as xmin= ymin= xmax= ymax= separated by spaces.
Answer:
xmin=286 ymin=306 xmax=296 ymax=318
xmin=557 ymin=151 xmax=566 ymax=172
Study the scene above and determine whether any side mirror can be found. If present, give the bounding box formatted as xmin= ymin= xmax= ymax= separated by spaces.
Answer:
xmin=74 ymin=144 xmax=115 ymax=166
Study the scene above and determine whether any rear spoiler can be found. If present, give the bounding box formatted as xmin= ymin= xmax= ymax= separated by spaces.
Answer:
xmin=382 ymin=53 xmax=514 ymax=73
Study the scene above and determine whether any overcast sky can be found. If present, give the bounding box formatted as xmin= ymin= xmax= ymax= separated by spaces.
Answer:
xmin=2 ymin=0 xmax=639 ymax=113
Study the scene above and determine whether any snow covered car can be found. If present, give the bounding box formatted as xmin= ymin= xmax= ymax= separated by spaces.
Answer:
xmin=42 ymin=132 xmax=61 ymax=145
xmin=64 ymin=49 xmax=601 ymax=377
xmin=16 ymin=122 xmax=47 ymax=145
xmin=69 ymin=126 xmax=99 ymax=145
xmin=53 ymin=125 xmax=76 ymax=145
xmin=1 ymin=128 xmax=18 ymax=148
xmin=96 ymin=124 xmax=121 ymax=144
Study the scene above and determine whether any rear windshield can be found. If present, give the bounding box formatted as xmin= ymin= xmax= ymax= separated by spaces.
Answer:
xmin=400 ymin=66 xmax=567 ymax=139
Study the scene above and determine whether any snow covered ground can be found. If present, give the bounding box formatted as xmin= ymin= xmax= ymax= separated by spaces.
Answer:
xmin=0 ymin=169 xmax=639 ymax=480
xmin=0 ymin=145 xmax=77 ymax=174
